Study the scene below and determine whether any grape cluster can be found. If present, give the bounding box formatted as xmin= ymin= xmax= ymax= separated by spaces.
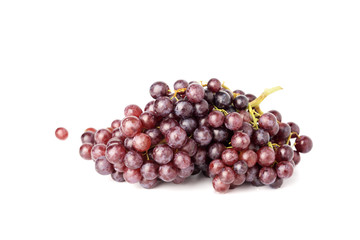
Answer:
xmin=78 ymin=79 xmax=313 ymax=193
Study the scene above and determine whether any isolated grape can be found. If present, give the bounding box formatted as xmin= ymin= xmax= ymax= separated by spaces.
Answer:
xmin=55 ymin=127 xmax=68 ymax=140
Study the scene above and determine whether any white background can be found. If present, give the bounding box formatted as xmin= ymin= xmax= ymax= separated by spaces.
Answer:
xmin=1 ymin=1 xmax=359 ymax=239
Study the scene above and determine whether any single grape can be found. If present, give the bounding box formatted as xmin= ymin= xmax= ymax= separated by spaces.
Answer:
xmin=194 ymin=99 xmax=209 ymax=117
xmin=275 ymin=145 xmax=294 ymax=162
xmin=153 ymin=144 xmax=174 ymax=165
xmin=124 ymin=150 xmax=144 ymax=169
xmin=173 ymin=151 xmax=191 ymax=169
xmin=252 ymin=129 xmax=270 ymax=147
xmin=121 ymin=116 xmax=143 ymax=138
xmin=91 ymin=144 xmax=106 ymax=161
xmin=79 ymin=143 xmax=93 ymax=160
xmin=232 ymin=173 xmax=246 ymax=186
xmin=132 ymin=133 xmax=152 ymax=152
xmin=233 ymin=89 xmax=245 ymax=95
xmin=154 ymin=96 xmax=174 ymax=117
xmin=165 ymin=126 xmax=187 ymax=149
xmin=207 ymin=111 xmax=225 ymax=128
xmin=212 ymin=175 xmax=230 ymax=193
xmin=221 ymin=148 xmax=239 ymax=166
xmin=257 ymin=146 xmax=275 ymax=167
xmin=219 ymin=167 xmax=235 ymax=184
xmin=174 ymin=79 xmax=189 ymax=90
xmin=85 ymin=128 xmax=96 ymax=133
xmin=140 ymin=178 xmax=159 ymax=189
xmin=270 ymin=178 xmax=283 ymax=189
xmin=198 ymin=116 xmax=211 ymax=128
xmin=233 ymin=160 xmax=248 ymax=175
xmin=81 ymin=131 xmax=95 ymax=144
xmin=179 ymin=117 xmax=198 ymax=135
xmin=245 ymin=94 xmax=256 ymax=102
xmin=204 ymin=89 xmax=215 ymax=104
xmin=208 ymin=143 xmax=226 ymax=160
xmin=192 ymin=147 xmax=207 ymax=166
xmin=259 ymin=167 xmax=277 ymax=185
xmin=174 ymin=100 xmax=194 ymax=118
xmin=239 ymin=149 xmax=258 ymax=167
xmin=259 ymin=112 xmax=277 ymax=131
xmin=225 ymin=112 xmax=243 ymax=131
xmin=233 ymin=95 xmax=249 ymax=110
xmin=95 ymin=156 xmax=115 ymax=175
xmin=231 ymin=131 xmax=251 ymax=151
xmin=145 ymin=128 xmax=164 ymax=146
xmin=139 ymin=112 xmax=156 ymax=129
xmin=140 ymin=162 xmax=159 ymax=180
xmin=159 ymin=164 xmax=178 ymax=182
xmin=94 ymin=129 xmax=112 ymax=144
xmin=105 ymin=143 xmax=126 ymax=164
xmin=193 ymin=126 xmax=213 ymax=146
xmin=186 ymin=83 xmax=205 ymax=103
xmin=180 ymin=138 xmax=198 ymax=157
xmin=212 ymin=127 xmax=229 ymax=143
xmin=150 ymin=81 xmax=170 ymax=99
xmin=276 ymin=161 xmax=294 ymax=179
xmin=207 ymin=78 xmax=221 ymax=92
xmin=123 ymin=168 xmax=142 ymax=184
xmin=111 ymin=171 xmax=125 ymax=182
xmin=111 ymin=119 xmax=122 ymax=129
xmin=55 ymin=127 xmax=68 ymax=140
xmin=268 ymin=110 xmax=282 ymax=122
xmin=144 ymin=100 xmax=155 ymax=113
xmin=295 ymin=135 xmax=313 ymax=153
xmin=214 ymin=90 xmax=232 ymax=109
xmin=124 ymin=104 xmax=143 ymax=117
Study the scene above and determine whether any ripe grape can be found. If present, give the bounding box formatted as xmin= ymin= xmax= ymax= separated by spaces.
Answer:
xmin=121 ymin=117 xmax=142 ymax=138
xmin=55 ymin=127 xmax=68 ymax=140
xmin=193 ymin=126 xmax=213 ymax=146
xmin=165 ymin=126 xmax=187 ymax=149
xmin=259 ymin=167 xmax=277 ymax=185
xmin=276 ymin=161 xmax=294 ymax=179
xmin=124 ymin=104 xmax=143 ymax=118
xmin=214 ymin=90 xmax=231 ymax=108
xmin=221 ymin=148 xmax=239 ymax=166
xmin=79 ymin=143 xmax=93 ymax=160
xmin=207 ymin=111 xmax=225 ymax=128
xmin=225 ymin=112 xmax=243 ymax=131
xmin=105 ymin=143 xmax=126 ymax=164
xmin=295 ymin=135 xmax=313 ymax=153
xmin=95 ymin=156 xmax=115 ymax=175
xmin=153 ymin=144 xmax=174 ymax=165
xmin=212 ymin=175 xmax=230 ymax=193
xmin=186 ymin=83 xmax=205 ymax=103
xmin=207 ymin=78 xmax=221 ymax=92
xmin=257 ymin=146 xmax=275 ymax=167
xmin=150 ymin=81 xmax=170 ymax=99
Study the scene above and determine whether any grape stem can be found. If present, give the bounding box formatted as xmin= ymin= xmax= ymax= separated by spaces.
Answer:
xmin=286 ymin=132 xmax=300 ymax=145
xmin=213 ymin=105 xmax=229 ymax=116
xmin=248 ymin=104 xmax=259 ymax=129
xmin=170 ymin=87 xmax=187 ymax=101
xmin=250 ymin=86 xmax=283 ymax=108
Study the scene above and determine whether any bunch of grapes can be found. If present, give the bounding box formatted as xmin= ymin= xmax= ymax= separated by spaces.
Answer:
xmin=78 ymin=78 xmax=313 ymax=193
